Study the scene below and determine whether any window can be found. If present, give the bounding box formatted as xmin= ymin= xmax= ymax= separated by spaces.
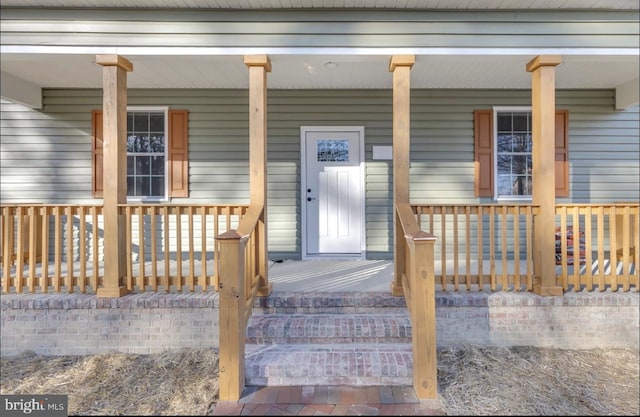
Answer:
xmin=495 ymin=108 xmax=532 ymax=199
xmin=92 ymin=109 xmax=189 ymax=199
xmin=473 ymin=108 xmax=569 ymax=199
xmin=126 ymin=109 xmax=167 ymax=199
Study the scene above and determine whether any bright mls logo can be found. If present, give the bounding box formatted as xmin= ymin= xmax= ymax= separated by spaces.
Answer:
xmin=2 ymin=395 xmax=67 ymax=417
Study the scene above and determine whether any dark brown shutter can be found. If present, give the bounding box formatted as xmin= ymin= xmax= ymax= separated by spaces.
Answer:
xmin=474 ymin=109 xmax=493 ymax=197
xmin=91 ymin=110 xmax=103 ymax=198
xmin=91 ymin=109 xmax=189 ymax=198
xmin=168 ymin=109 xmax=189 ymax=198
xmin=555 ymin=110 xmax=569 ymax=197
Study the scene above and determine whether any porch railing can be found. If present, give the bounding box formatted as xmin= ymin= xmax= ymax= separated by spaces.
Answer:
xmin=2 ymin=202 xmax=637 ymax=294
xmin=0 ymin=203 xmax=248 ymax=294
xmin=395 ymin=202 xmax=437 ymax=399
xmin=412 ymin=203 xmax=638 ymax=292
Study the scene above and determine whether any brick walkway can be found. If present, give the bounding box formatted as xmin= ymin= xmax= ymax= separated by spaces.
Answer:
xmin=209 ymin=385 xmax=446 ymax=416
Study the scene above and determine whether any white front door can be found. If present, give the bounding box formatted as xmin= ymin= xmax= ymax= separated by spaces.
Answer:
xmin=301 ymin=127 xmax=365 ymax=259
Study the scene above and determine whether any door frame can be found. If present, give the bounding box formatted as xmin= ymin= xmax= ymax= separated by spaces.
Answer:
xmin=300 ymin=126 xmax=366 ymax=260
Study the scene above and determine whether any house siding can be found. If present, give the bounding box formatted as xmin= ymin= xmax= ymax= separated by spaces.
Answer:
xmin=1 ymin=9 xmax=638 ymax=50
xmin=1 ymin=89 xmax=638 ymax=259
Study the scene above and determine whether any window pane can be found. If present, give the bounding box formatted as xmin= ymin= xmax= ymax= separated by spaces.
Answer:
xmin=497 ymin=114 xmax=511 ymax=131
xmin=513 ymin=113 xmax=528 ymax=131
xmin=317 ymin=139 xmax=349 ymax=162
xmin=150 ymin=135 xmax=165 ymax=152
xmin=512 ymin=134 xmax=529 ymax=152
xmin=151 ymin=177 xmax=164 ymax=196
xmin=151 ymin=156 xmax=164 ymax=175
xmin=512 ymin=155 xmax=528 ymax=175
xmin=149 ymin=113 xmax=164 ymax=131
xmin=138 ymin=136 xmax=150 ymax=152
xmin=512 ymin=176 xmax=528 ymax=195
xmin=127 ymin=177 xmax=134 ymax=196
xmin=135 ymin=177 xmax=149 ymax=196
xmin=133 ymin=113 xmax=149 ymax=132
xmin=498 ymin=175 xmax=512 ymax=196
xmin=127 ymin=113 xmax=133 ymax=132
xmin=136 ymin=156 xmax=151 ymax=175
xmin=497 ymin=134 xmax=512 ymax=152
xmin=127 ymin=156 xmax=134 ymax=175
xmin=498 ymin=155 xmax=511 ymax=173
xmin=127 ymin=135 xmax=136 ymax=152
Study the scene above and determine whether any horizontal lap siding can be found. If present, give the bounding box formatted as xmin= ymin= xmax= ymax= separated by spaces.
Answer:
xmin=2 ymin=9 xmax=638 ymax=50
xmin=1 ymin=89 xmax=638 ymax=259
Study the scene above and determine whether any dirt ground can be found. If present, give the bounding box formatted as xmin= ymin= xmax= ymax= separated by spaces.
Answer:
xmin=1 ymin=346 xmax=638 ymax=416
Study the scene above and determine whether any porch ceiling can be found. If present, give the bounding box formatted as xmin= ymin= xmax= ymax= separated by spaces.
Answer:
xmin=1 ymin=53 xmax=638 ymax=90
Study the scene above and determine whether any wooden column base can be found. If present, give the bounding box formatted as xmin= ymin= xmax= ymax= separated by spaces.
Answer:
xmin=533 ymin=284 xmax=564 ymax=297
xmin=96 ymin=287 xmax=130 ymax=298
xmin=391 ymin=283 xmax=404 ymax=297
xmin=257 ymin=283 xmax=273 ymax=297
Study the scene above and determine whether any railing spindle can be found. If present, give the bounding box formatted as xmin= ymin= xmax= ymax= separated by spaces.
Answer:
xmin=609 ymin=206 xmax=618 ymax=291
xmin=572 ymin=206 xmax=580 ymax=291
xmin=125 ymin=206 xmax=133 ymax=291
xmin=163 ymin=206 xmax=170 ymax=292
xmin=188 ymin=206 xmax=195 ymax=291
xmin=150 ymin=206 xmax=158 ymax=291
xmin=66 ymin=206 xmax=74 ymax=293
xmin=513 ymin=206 xmax=521 ymax=291
xmin=41 ymin=206 xmax=50 ymax=293
xmin=15 ymin=206 xmax=24 ymax=293
xmin=2 ymin=207 xmax=15 ymax=293
xmin=79 ymin=206 xmax=87 ymax=293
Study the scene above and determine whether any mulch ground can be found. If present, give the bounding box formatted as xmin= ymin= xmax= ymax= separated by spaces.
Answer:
xmin=1 ymin=346 xmax=638 ymax=416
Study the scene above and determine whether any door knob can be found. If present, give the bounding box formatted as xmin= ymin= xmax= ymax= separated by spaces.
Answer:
xmin=307 ymin=197 xmax=316 ymax=201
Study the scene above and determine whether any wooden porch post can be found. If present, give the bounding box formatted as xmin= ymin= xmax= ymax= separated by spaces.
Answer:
xmin=244 ymin=54 xmax=272 ymax=296
xmin=527 ymin=55 xmax=564 ymax=296
xmin=390 ymin=55 xmax=415 ymax=296
xmin=96 ymin=54 xmax=132 ymax=298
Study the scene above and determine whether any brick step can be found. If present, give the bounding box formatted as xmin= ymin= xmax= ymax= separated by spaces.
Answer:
xmin=252 ymin=291 xmax=408 ymax=314
xmin=246 ymin=313 xmax=412 ymax=344
xmin=244 ymin=344 xmax=413 ymax=386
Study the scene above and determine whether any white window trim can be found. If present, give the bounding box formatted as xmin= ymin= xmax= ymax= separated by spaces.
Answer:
xmin=126 ymin=106 xmax=170 ymax=202
xmin=492 ymin=106 xmax=533 ymax=202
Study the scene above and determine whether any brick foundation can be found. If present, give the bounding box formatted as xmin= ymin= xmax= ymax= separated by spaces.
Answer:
xmin=1 ymin=291 xmax=637 ymax=357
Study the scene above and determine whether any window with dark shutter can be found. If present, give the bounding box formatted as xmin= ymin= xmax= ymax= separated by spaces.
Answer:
xmin=474 ymin=109 xmax=569 ymax=199
xmin=91 ymin=109 xmax=189 ymax=199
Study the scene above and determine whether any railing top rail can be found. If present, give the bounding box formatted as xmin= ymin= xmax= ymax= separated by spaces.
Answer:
xmin=397 ymin=202 xmax=436 ymax=241
xmin=216 ymin=204 xmax=263 ymax=240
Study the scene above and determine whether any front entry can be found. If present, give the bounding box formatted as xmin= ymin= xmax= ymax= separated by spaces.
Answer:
xmin=301 ymin=127 xmax=365 ymax=259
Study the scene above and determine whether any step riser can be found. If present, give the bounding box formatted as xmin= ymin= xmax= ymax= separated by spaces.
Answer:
xmin=246 ymin=314 xmax=412 ymax=345
xmin=252 ymin=292 xmax=408 ymax=315
xmin=245 ymin=345 xmax=413 ymax=387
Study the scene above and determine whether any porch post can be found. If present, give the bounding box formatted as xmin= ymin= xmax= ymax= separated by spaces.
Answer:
xmin=244 ymin=54 xmax=272 ymax=296
xmin=95 ymin=54 xmax=132 ymax=298
xmin=527 ymin=55 xmax=563 ymax=296
xmin=390 ymin=55 xmax=415 ymax=296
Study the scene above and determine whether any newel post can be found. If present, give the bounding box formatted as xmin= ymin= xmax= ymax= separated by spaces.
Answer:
xmin=409 ymin=232 xmax=438 ymax=399
xmin=527 ymin=55 xmax=564 ymax=296
xmin=390 ymin=55 xmax=415 ymax=296
xmin=96 ymin=54 xmax=132 ymax=298
xmin=216 ymin=230 xmax=248 ymax=401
